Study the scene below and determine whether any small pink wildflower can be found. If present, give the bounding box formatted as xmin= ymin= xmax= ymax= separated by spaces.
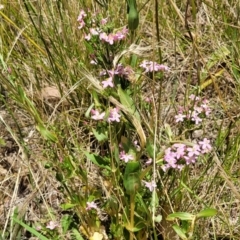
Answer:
xmin=85 ymin=33 xmax=91 ymax=41
xmin=119 ymin=151 xmax=134 ymax=163
xmin=184 ymin=155 xmax=197 ymax=165
xmin=106 ymin=33 xmax=115 ymax=45
xmin=46 ymin=221 xmax=59 ymax=230
xmin=175 ymin=113 xmax=186 ymax=123
xmin=189 ymin=94 xmax=200 ymax=101
xmin=102 ymin=77 xmax=114 ymax=88
xmin=164 ymin=148 xmax=177 ymax=168
xmin=142 ymin=180 xmax=157 ymax=192
xmin=91 ymin=109 xmax=105 ymax=120
xmin=199 ymin=138 xmax=212 ymax=153
xmin=191 ymin=111 xmax=202 ymax=124
xmin=77 ymin=10 xmax=87 ymax=29
xmin=187 ymin=144 xmax=201 ymax=157
xmin=115 ymin=31 xmax=126 ymax=40
xmin=78 ymin=21 xmax=85 ymax=29
xmin=90 ymin=28 xmax=100 ymax=36
xmin=108 ymin=108 xmax=121 ymax=122
xmin=99 ymin=32 xmax=108 ymax=41
xmin=173 ymin=143 xmax=186 ymax=159
xmin=100 ymin=18 xmax=108 ymax=25
xmin=86 ymin=201 xmax=98 ymax=211
xmin=77 ymin=10 xmax=87 ymax=21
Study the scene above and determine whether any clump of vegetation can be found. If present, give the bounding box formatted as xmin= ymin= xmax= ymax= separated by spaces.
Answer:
xmin=0 ymin=0 xmax=240 ymax=239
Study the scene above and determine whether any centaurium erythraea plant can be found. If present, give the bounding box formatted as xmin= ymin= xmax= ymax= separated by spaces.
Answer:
xmin=90 ymin=108 xmax=121 ymax=123
xmin=77 ymin=9 xmax=129 ymax=73
xmin=175 ymin=94 xmax=211 ymax=124
xmin=162 ymin=140 xmax=212 ymax=171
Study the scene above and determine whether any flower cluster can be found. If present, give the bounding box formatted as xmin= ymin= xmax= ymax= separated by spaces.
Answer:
xmin=77 ymin=10 xmax=87 ymax=29
xmin=100 ymin=64 xmax=134 ymax=88
xmin=175 ymin=94 xmax=211 ymax=124
xmin=77 ymin=10 xmax=128 ymax=45
xmin=162 ymin=139 xmax=212 ymax=171
xmin=140 ymin=60 xmax=169 ymax=73
xmin=91 ymin=108 xmax=121 ymax=122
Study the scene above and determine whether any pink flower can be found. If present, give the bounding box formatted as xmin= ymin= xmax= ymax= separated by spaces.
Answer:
xmin=77 ymin=10 xmax=87 ymax=29
xmin=121 ymin=26 xmax=129 ymax=35
xmin=189 ymin=94 xmax=200 ymax=101
xmin=164 ymin=148 xmax=177 ymax=168
xmin=187 ymin=144 xmax=201 ymax=157
xmin=156 ymin=64 xmax=170 ymax=71
xmin=173 ymin=143 xmax=186 ymax=159
xmin=91 ymin=109 xmax=105 ymax=120
xmin=78 ymin=20 xmax=85 ymax=29
xmin=99 ymin=32 xmax=108 ymax=41
xmin=106 ymin=33 xmax=115 ymax=45
xmin=191 ymin=111 xmax=202 ymax=124
xmin=119 ymin=151 xmax=134 ymax=162
xmin=46 ymin=221 xmax=59 ymax=230
xmin=199 ymin=138 xmax=212 ymax=153
xmin=86 ymin=201 xmax=98 ymax=210
xmin=102 ymin=77 xmax=114 ymax=88
xmin=90 ymin=28 xmax=100 ymax=36
xmin=77 ymin=10 xmax=87 ymax=22
xmin=142 ymin=180 xmax=157 ymax=192
xmin=175 ymin=113 xmax=186 ymax=123
xmin=115 ymin=31 xmax=126 ymax=40
xmin=108 ymin=108 xmax=121 ymax=122
xmin=100 ymin=18 xmax=108 ymax=25
xmin=184 ymin=155 xmax=197 ymax=165
xmin=85 ymin=33 xmax=91 ymax=40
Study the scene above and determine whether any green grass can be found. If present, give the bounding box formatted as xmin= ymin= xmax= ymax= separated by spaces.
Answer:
xmin=0 ymin=0 xmax=240 ymax=239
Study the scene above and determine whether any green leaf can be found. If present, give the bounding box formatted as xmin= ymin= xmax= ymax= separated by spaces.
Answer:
xmin=196 ymin=208 xmax=217 ymax=218
xmin=36 ymin=124 xmax=58 ymax=142
xmin=167 ymin=212 xmax=194 ymax=221
xmin=12 ymin=217 xmax=48 ymax=240
xmin=151 ymin=190 xmax=159 ymax=209
xmin=146 ymin=140 xmax=154 ymax=158
xmin=84 ymin=152 xmax=111 ymax=170
xmin=60 ymin=203 xmax=78 ymax=210
xmin=123 ymin=161 xmax=141 ymax=195
xmin=61 ymin=215 xmax=72 ymax=234
xmin=172 ymin=224 xmax=188 ymax=240
xmin=200 ymin=45 xmax=230 ymax=81
xmin=118 ymin=86 xmax=140 ymax=121
xmin=85 ymin=103 xmax=94 ymax=118
xmin=92 ymin=128 xmax=108 ymax=142
xmin=72 ymin=228 xmax=85 ymax=240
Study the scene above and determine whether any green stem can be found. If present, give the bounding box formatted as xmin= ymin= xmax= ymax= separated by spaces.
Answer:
xmin=130 ymin=193 xmax=135 ymax=240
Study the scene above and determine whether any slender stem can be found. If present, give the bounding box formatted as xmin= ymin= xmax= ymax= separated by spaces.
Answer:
xmin=130 ymin=193 xmax=135 ymax=240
